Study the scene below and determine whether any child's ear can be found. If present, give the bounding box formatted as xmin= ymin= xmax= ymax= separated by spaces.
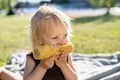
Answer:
xmin=34 ymin=37 xmax=43 ymax=46
xmin=37 ymin=38 xmax=43 ymax=45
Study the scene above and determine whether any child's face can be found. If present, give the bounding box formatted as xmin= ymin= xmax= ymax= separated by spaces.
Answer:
xmin=43 ymin=22 xmax=68 ymax=45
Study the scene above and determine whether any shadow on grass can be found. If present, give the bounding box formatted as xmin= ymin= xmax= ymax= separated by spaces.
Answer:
xmin=72 ymin=15 xmax=120 ymax=24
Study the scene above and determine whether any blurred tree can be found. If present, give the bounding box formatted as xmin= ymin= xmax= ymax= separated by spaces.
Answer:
xmin=0 ymin=0 xmax=17 ymax=15
xmin=51 ymin=0 xmax=70 ymax=4
xmin=0 ymin=0 xmax=7 ymax=10
xmin=88 ymin=0 xmax=118 ymax=15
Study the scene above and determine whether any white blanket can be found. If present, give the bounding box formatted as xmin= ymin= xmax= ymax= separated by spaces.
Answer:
xmin=4 ymin=50 xmax=120 ymax=80
xmin=73 ymin=52 xmax=120 ymax=80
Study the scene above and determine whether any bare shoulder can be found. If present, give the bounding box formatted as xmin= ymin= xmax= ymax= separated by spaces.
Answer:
xmin=25 ymin=52 xmax=36 ymax=66
xmin=24 ymin=54 xmax=36 ymax=77
xmin=26 ymin=55 xmax=35 ymax=63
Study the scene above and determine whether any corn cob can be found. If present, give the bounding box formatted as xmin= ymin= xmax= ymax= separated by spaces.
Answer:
xmin=33 ymin=42 xmax=74 ymax=60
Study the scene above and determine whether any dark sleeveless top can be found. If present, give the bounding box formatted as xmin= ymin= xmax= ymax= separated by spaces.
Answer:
xmin=27 ymin=53 xmax=65 ymax=80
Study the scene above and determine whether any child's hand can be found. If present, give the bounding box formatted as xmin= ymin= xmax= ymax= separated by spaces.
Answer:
xmin=39 ymin=56 xmax=57 ymax=69
xmin=55 ymin=51 xmax=68 ymax=68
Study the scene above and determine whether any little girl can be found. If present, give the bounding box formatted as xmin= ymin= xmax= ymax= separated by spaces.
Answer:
xmin=23 ymin=4 xmax=78 ymax=80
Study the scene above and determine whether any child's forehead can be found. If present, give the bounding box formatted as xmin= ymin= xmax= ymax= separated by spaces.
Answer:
xmin=46 ymin=17 xmax=68 ymax=33
xmin=47 ymin=23 xmax=67 ymax=37
xmin=50 ymin=26 xmax=67 ymax=33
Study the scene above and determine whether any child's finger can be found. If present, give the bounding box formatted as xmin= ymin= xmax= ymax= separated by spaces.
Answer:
xmin=50 ymin=55 xmax=58 ymax=61
xmin=61 ymin=51 xmax=68 ymax=57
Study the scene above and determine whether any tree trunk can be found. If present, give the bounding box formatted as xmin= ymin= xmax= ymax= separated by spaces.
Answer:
xmin=7 ymin=0 xmax=15 ymax=15
xmin=105 ymin=7 xmax=110 ymax=16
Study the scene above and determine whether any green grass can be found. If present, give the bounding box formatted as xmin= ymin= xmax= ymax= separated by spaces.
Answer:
xmin=71 ymin=15 xmax=120 ymax=53
xmin=0 ymin=14 xmax=32 ymax=66
xmin=0 ymin=14 xmax=120 ymax=66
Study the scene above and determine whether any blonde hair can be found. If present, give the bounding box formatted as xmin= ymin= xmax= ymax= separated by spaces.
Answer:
xmin=30 ymin=4 xmax=72 ymax=47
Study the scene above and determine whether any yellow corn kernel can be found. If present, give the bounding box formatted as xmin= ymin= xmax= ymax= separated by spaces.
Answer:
xmin=33 ymin=42 xmax=74 ymax=60
xmin=60 ymin=42 xmax=74 ymax=54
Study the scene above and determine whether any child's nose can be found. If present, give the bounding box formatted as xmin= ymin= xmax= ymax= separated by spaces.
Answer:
xmin=58 ymin=38 xmax=67 ymax=45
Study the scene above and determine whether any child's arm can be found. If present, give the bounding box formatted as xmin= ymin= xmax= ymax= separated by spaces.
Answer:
xmin=55 ymin=54 xmax=78 ymax=80
xmin=23 ymin=55 xmax=57 ymax=80
xmin=0 ymin=67 xmax=21 ymax=80
xmin=23 ymin=56 xmax=47 ymax=80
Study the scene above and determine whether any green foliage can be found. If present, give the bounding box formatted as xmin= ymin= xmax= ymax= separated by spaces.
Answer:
xmin=88 ymin=0 xmax=117 ymax=8
xmin=0 ymin=0 xmax=8 ymax=9
xmin=88 ymin=0 xmax=118 ymax=15
xmin=0 ymin=0 xmax=17 ymax=10
xmin=104 ymin=0 xmax=117 ymax=7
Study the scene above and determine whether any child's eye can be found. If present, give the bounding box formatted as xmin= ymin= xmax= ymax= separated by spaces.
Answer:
xmin=64 ymin=34 xmax=67 ymax=37
xmin=52 ymin=36 xmax=58 ymax=39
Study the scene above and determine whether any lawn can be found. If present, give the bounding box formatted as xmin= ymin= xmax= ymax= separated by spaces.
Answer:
xmin=71 ymin=15 xmax=120 ymax=53
xmin=0 ymin=14 xmax=120 ymax=66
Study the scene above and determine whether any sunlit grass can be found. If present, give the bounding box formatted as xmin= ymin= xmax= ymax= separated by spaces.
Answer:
xmin=0 ymin=14 xmax=32 ymax=66
xmin=0 ymin=14 xmax=120 ymax=66
xmin=71 ymin=15 xmax=120 ymax=53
